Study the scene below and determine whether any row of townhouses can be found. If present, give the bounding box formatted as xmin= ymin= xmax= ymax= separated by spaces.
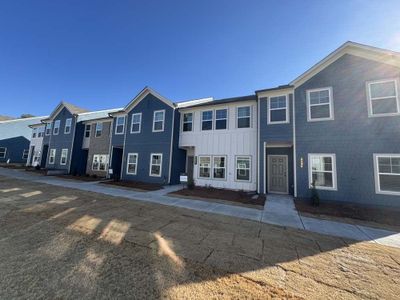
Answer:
xmin=19 ymin=41 xmax=400 ymax=208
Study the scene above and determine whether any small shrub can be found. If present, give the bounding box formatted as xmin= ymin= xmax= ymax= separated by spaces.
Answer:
xmin=311 ymin=180 xmax=320 ymax=207
xmin=187 ymin=177 xmax=195 ymax=190
xmin=35 ymin=165 xmax=40 ymax=171
xmin=91 ymin=174 xmax=98 ymax=179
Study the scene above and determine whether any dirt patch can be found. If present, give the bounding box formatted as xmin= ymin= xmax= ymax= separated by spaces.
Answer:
xmin=101 ymin=180 xmax=163 ymax=191
xmin=25 ymin=168 xmax=47 ymax=175
xmin=295 ymin=198 xmax=400 ymax=229
xmin=57 ymin=174 xmax=105 ymax=182
xmin=170 ymin=187 xmax=265 ymax=207
xmin=0 ymin=164 xmax=26 ymax=169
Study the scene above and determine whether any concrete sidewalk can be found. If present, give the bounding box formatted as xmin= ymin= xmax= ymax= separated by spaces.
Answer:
xmin=0 ymin=167 xmax=399 ymax=248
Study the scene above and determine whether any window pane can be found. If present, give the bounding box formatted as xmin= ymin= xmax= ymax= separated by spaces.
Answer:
xmin=310 ymin=104 xmax=330 ymax=119
xmin=238 ymin=117 xmax=250 ymax=128
xmin=237 ymin=169 xmax=249 ymax=181
xmin=371 ymin=97 xmax=398 ymax=114
xmin=155 ymin=111 xmax=164 ymax=121
xmin=312 ymin=172 xmax=333 ymax=188
xmin=202 ymin=120 xmax=212 ymax=130
xmin=133 ymin=114 xmax=141 ymax=123
xmin=128 ymin=164 xmax=136 ymax=174
xmin=270 ymin=109 xmax=287 ymax=122
xmin=370 ymin=81 xmax=396 ymax=98
xmin=238 ymin=107 xmax=250 ymax=118
xmin=202 ymin=111 xmax=212 ymax=120
xmin=270 ymin=96 xmax=286 ymax=109
xmin=183 ymin=113 xmax=192 ymax=122
xmin=132 ymin=123 xmax=140 ymax=132
xmin=215 ymin=119 xmax=227 ymax=130
xmin=216 ymin=109 xmax=227 ymax=119
xmin=199 ymin=157 xmax=211 ymax=178
xmin=183 ymin=122 xmax=192 ymax=132
xmin=151 ymin=165 xmax=161 ymax=175
xmin=214 ymin=168 xmax=225 ymax=179
xmin=213 ymin=157 xmax=225 ymax=168
xmin=379 ymin=174 xmax=400 ymax=192
xmin=154 ymin=121 xmax=163 ymax=131
xmin=237 ymin=158 xmax=250 ymax=169
xmin=128 ymin=155 xmax=137 ymax=164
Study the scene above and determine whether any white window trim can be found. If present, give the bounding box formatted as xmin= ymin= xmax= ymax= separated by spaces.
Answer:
xmin=92 ymin=155 xmax=99 ymax=171
xmin=53 ymin=120 xmax=61 ymax=135
xmin=60 ymin=149 xmax=68 ymax=165
xmin=22 ymin=149 xmax=29 ymax=159
xmin=212 ymin=155 xmax=227 ymax=180
xmin=201 ymin=110 xmax=214 ymax=131
xmin=306 ymin=87 xmax=334 ymax=122
xmin=95 ymin=122 xmax=102 ymax=138
xmin=149 ymin=153 xmax=163 ymax=177
xmin=49 ymin=149 xmax=56 ymax=165
xmin=45 ymin=123 xmax=52 ymax=136
xmin=92 ymin=154 xmax=109 ymax=171
xmin=198 ymin=155 xmax=212 ymax=179
xmin=236 ymin=105 xmax=252 ymax=128
xmin=215 ymin=108 xmax=228 ymax=130
xmin=267 ymin=95 xmax=289 ymax=125
xmin=152 ymin=110 xmax=165 ymax=132
xmin=126 ymin=153 xmax=138 ymax=175
xmin=235 ymin=155 xmax=251 ymax=182
xmin=130 ymin=113 xmax=142 ymax=134
xmin=182 ymin=112 xmax=193 ymax=132
xmin=366 ymin=78 xmax=400 ymax=117
xmin=373 ymin=153 xmax=400 ymax=196
xmin=0 ymin=147 xmax=6 ymax=159
xmin=115 ymin=116 xmax=125 ymax=135
xmin=308 ymin=153 xmax=337 ymax=191
xmin=64 ymin=118 xmax=72 ymax=134
xmin=84 ymin=124 xmax=91 ymax=138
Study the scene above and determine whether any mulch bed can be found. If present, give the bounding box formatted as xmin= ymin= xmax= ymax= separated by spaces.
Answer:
xmin=101 ymin=180 xmax=163 ymax=191
xmin=295 ymin=198 xmax=400 ymax=228
xmin=57 ymin=175 xmax=106 ymax=182
xmin=170 ymin=186 xmax=266 ymax=207
xmin=25 ymin=168 xmax=47 ymax=175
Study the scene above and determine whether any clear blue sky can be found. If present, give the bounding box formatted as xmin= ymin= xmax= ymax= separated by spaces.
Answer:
xmin=1 ymin=0 xmax=400 ymax=117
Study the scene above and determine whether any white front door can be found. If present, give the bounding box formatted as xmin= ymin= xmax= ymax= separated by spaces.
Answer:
xmin=268 ymin=155 xmax=288 ymax=194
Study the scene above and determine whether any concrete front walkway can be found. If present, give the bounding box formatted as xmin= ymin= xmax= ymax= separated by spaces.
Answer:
xmin=0 ymin=167 xmax=399 ymax=248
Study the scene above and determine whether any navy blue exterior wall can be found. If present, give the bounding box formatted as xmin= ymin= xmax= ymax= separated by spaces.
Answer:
xmin=170 ymin=110 xmax=186 ymax=184
xmin=295 ymin=54 xmax=400 ymax=207
xmin=46 ymin=107 xmax=76 ymax=171
xmin=70 ymin=123 xmax=87 ymax=175
xmin=0 ymin=136 xmax=30 ymax=164
xmin=121 ymin=94 xmax=175 ymax=184
xmin=259 ymin=94 xmax=294 ymax=194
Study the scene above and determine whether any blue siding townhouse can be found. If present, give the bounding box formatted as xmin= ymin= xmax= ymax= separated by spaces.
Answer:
xmin=109 ymin=87 xmax=186 ymax=184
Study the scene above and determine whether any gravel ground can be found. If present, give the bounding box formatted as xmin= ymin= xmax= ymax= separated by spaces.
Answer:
xmin=0 ymin=175 xmax=399 ymax=299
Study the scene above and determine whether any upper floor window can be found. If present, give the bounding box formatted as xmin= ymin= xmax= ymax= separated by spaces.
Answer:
xmin=268 ymin=95 xmax=289 ymax=124
xmin=215 ymin=109 xmax=228 ymax=130
xmin=201 ymin=110 xmax=213 ymax=131
xmin=32 ymin=128 xmax=37 ymax=138
xmin=115 ymin=116 xmax=125 ymax=135
xmin=95 ymin=122 xmax=103 ymax=137
xmin=308 ymin=153 xmax=337 ymax=190
xmin=367 ymin=79 xmax=399 ymax=117
xmin=0 ymin=147 xmax=7 ymax=158
xmin=237 ymin=106 xmax=251 ymax=128
xmin=153 ymin=110 xmax=165 ymax=132
xmin=22 ymin=149 xmax=29 ymax=160
xmin=53 ymin=120 xmax=61 ymax=135
xmin=131 ymin=113 xmax=142 ymax=133
xmin=182 ymin=112 xmax=193 ymax=132
xmin=84 ymin=124 xmax=91 ymax=138
xmin=64 ymin=118 xmax=72 ymax=134
xmin=374 ymin=154 xmax=400 ymax=195
xmin=45 ymin=123 xmax=52 ymax=136
xmin=38 ymin=127 xmax=44 ymax=138
xmin=306 ymin=87 xmax=334 ymax=121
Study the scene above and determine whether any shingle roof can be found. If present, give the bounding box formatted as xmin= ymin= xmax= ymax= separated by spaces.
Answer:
xmin=255 ymin=84 xmax=293 ymax=93
xmin=63 ymin=102 xmax=89 ymax=114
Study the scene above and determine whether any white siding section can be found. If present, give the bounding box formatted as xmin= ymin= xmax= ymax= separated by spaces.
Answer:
xmin=27 ymin=125 xmax=45 ymax=166
xmin=179 ymin=101 xmax=257 ymax=191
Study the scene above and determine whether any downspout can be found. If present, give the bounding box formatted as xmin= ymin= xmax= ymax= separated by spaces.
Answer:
xmin=168 ymin=108 xmax=175 ymax=184
xmin=107 ymin=117 xmax=114 ymax=179
xmin=256 ymin=95 xmax=260 ymax=194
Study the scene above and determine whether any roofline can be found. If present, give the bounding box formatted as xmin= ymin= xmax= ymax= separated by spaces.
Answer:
xmin=255 ymin=85 xmax=294 ymax=93
xmin=178 ymin=95 xmax=256 ymax=110
xmin=123 ymin=86 xmax=174 ymax=112
xmin=0 ymin=116 xmax=47 ymax=124
xmin=77 ymin=107 xmax=123 ymax=116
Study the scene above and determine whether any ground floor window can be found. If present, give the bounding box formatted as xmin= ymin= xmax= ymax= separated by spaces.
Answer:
xmin=150 ymin=153 xmax=162 ymax=177
xmin=199 ymin=156 xmax=211 ymax=178
xmin=92 ymin=154 xmax=109 ymax=171
xmin=308 ymin=154 xmax=337 ymax=190
xmin=236 ymin=156 xmax=251 ymax=181
xmin=0 ymin=147 xmax=6 ymax=158
xmin=22 ymin=149 xmax=29 ymax=160
xmin=60 ymin=149 xmax=68 ymax=165
xmin=374 ymin=154 xmax=400 ymax=194
xmin=33 ymin=151 xmax=41 ymax=163
xmin=213 ymin=156 xmax=226 ymax=179
xmin=127 ymin=153 xmax=138 ymax=175
xmin=49 ymin=149 xmax=56 ymax=164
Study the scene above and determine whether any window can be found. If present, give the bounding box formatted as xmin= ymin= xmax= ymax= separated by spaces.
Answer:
xmin=237 ymin=106 xmax=251 ymax=128
xmin=374 ymin=154 xmax=400 ymax=194
xmin=199 ymin=156 xmax=211 ymax=178
xmin=45 ymin=122 xmax=52 ymax=135
xmin=32 ymin=128 xmax=37 ymax=138
xmin=201 ymin=110 xmax=213 ymax=131
xmin=64 ymin=118 xmax=72 ymax=134
xmin=268 ymin=95 xmax=289 ymax=124
xmin=92 ymin=154 xmax=109 ymax=171
xmin=0 ymin=147 xmax=6 ymax=158
xmin=127 ymin=153 xmax=138 ymax=175
xmin=182 ymin=113 xmax=193 ymax=132
xmin=213 ymin=156 xmax=226 ymax=179
xmin=84 ymin=124 xmax=91 ymax=138
xmin=149 ymin=153 xmax=162 ymax=177
xmin=22 ymin=149 xmax=29 ymax=160
xmin=115 ymin=116 xmax=125 ymax=134
xmin=95 ymin=122 xmax=103 ymax=137
xmin=38 ymin=127 xmax=44 ymax=138
xmin=60 ymin=149 xmax=68 ymax=165
xmin=153 ymin=110 xmax=165 ymax=132
xmin=215 ymin=109 xmax=228 ymax=130
xmin=53 ymin=120 xmax=60 ymax=135
xmin=307 ymin=87 xmax=334 ymax=121
xmin=367 ymin=79 xmax=399 ymax=117
xmin=308 ymin=154 xmax=337 ymax=190
xmin=49 ymin=149 xmax=56 ymax=164
xmin=236 ymin=156 xmax=251 ymax=181
xmin=130 ymin=113 xmax=142 ymax=133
